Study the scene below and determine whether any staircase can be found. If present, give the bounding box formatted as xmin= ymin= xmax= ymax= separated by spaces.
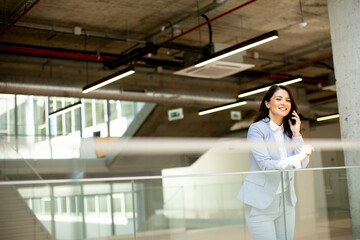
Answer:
xmin=0 ymin=184 xmax=52 ymax=240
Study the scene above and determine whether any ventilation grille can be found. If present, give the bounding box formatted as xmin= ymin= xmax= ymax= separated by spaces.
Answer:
xmin=174 ymin=61 xmax=254 ymax=79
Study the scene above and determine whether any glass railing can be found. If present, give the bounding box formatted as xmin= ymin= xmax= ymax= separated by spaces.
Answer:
xmin=0 ymin=138 xmax=359 ymax=240
xmin=0 ymin=166 xmax=357 ymax=240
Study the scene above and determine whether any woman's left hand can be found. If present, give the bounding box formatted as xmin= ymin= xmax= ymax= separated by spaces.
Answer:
xmin=289 ymin=110 xmax=301 ymax=138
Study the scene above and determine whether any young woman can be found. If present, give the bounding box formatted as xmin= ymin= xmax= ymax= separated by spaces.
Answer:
xmin=237 ymin=84 xmax=314 ymax=240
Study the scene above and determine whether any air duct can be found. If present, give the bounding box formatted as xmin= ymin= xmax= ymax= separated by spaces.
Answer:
xmin=174 ymin=42 xmax=254 ymax=79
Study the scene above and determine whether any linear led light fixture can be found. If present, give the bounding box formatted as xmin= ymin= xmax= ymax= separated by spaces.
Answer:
xmin=238 ymin=78 xmax=303 ymax=98
xmin=198 ymin=101 xmax=247 ymax=116
xmin=316 ymin=114 xmax=339 ymax=122
xmin=48 ymin=101 xmax=82 ymax=118
xmin=82 ymin=66 xmax=135 ymax=94
xmin=195 ymin=30 xmax=279 ymax=68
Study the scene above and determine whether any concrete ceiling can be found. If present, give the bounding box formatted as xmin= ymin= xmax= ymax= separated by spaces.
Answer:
xmin=0 ymin=0 xmax=338 ymax=138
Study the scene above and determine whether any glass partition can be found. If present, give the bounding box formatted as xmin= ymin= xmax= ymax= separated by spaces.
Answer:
xmin=293 ymin=167 xmax=353 ymax=239
xmin=1 ymin=165 xmax=357 ymax=239
xmin=1 ymin=138 xmax=359 ymax=240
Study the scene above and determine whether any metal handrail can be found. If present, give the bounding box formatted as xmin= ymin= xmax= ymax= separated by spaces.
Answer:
xmin=1 ymin=165 xmax=360 ymax=186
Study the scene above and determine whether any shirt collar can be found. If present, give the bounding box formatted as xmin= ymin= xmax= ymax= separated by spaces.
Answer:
xmin=269 ymin=119 xmax=284 ymax=132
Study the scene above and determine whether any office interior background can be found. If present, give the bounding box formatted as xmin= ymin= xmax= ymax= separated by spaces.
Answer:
xmin=0 ymin=0 xmax=359 ymax=239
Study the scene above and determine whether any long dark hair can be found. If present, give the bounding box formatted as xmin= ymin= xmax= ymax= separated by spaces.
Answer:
xmin=254 ymin=85 xmax=298 ymax=138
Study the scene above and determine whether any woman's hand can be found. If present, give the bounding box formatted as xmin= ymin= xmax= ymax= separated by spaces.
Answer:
xmin=289 ymin=110 xmax=301 ymax=138
xmin=299 ymin=144 xmax=315 ymax=162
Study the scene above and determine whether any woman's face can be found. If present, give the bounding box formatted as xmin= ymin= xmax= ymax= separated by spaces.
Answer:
xmin=265 ymin=89 xmax=291 ymax=122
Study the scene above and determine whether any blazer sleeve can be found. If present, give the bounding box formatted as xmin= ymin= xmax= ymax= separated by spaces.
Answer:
xmin=247 ymin=124 xmax=305 ymax=170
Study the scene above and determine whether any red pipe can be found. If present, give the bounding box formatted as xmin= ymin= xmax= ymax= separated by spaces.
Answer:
xmin=0 ymin=0 xmax=41 ymax=38
xmin=0 ymin=0 xmax=258 ymax=63
xmin=267 ymin=74 xmax=329 ymax=84
xmin=165 ymin=0 xmax=258 ymax=43
xmin=275 ymin=55 xmax=333 ymax=75
xmin=309 ymin=94 xmax=337 ymax=104
xmin=240 ymin=55 xmax=333 ymax=85
xmin=0 ymin=45 xmax=117 ymax=61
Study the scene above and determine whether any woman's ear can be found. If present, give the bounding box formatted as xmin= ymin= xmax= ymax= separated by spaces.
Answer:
xmin=265 ymin=101 xmax=270 ymax=109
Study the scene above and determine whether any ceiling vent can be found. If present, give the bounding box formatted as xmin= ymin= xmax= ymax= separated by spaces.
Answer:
xmin=174 ymin=60 xmax=254 ymax=79
xmin=174 ymin=43 xmax=254 ymax=79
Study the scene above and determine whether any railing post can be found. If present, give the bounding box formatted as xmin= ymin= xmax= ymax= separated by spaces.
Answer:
xmin=110 ymin=183 xmax=115 ymax=236
xmin=80 ymin=184 xmax=87 ymax=239
xmin=131 ymin=180 xmax=137 ymax=240
xmin=106 ymin=100 xmax=111 ymax=137
xmin=14 ymin=95 xmax=18 ymax=152
xmin=280 ymin=171 xmax=288 ymax=240
xmin=78 ymin=98 xmax=83 ymax=138
xmin=50 ymin=185 xmax=56 ymax=240
xmin=47 ymin=96 xmax=53 ymax=158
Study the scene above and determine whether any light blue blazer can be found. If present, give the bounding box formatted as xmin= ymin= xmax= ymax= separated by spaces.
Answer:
xmin=237 ymin=118 xmax=309 ymax=209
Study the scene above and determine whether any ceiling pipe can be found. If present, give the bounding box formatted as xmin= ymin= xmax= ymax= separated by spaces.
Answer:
xmin=1 ymin=0 xmax=257 ymax=71
xmin=106 ymin=0 xmax=257 ymax=70
xmin=244 ymin=42 xmax=331 ymax=65
xmin=103 ymin=43 xmax=161 ymax=70
xmin=0 ymin=53 xmax=104 ymax=69
xmin=0 ymin=43 xmax=184 ymax=68
xmin=9 ymin=1 xmax=229 ymax=52
xmin=4 ymin=1 xmax=227 ymax=72
xmin=104 ymin=43 xmax=210 ymax=70
xmin=201 ymin=14 xmax=213 ymax=45
xmin=239 ymin=55 xmax=333 ymax=86
xmin=137 ymin=57 xmax=183 ymax=68
xmin=0 ymin=0 xmax=41 ymax=38
xmin=0 ymin=42 xmax=330 ymax=85
xmin=0 ymin=75 xmax=336 ymax=117
xmin=275 ymin=55 xmax=333 ymax=75
xmin=103 ymin=0 xmax=228 ymax=67
xmin=0 ymin=43 xmax=117 ymax=62
xmin=165 ymin=0 xmax=258 ymax=43
xmin=0 ymin=76 xmax=236 ymax=107
xmin=0 ymin=78 xmax=319 ymax=114
xmin=146 ymin=0 xmax=230 ymax=41
xmin=309 ymin=95 xmax=337 ymax=104
xmin=264 ymin=73 xmax=328 ymax=84
xmin=14 ymin=22 xmax=147 ymax=44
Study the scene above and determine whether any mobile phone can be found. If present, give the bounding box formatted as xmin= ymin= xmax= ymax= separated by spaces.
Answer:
xmin=290 ymin=111 xmax=297 ymax=125
xmin=290 ymin=118 xmax=296 ymax=125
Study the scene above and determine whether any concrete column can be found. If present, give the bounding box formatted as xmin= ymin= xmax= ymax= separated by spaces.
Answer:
xmin=327 ymin=0 xmax=360 ymax=238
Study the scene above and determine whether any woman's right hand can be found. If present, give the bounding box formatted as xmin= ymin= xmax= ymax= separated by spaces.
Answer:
xmin=299 ymin=144 xmax=314 ymax=162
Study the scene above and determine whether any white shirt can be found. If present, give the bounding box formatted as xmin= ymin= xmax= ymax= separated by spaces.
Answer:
xmin=270 ymin=120 xmax=287 ymax=160
xmin=269 ymin=120 xmax=289 ymax=193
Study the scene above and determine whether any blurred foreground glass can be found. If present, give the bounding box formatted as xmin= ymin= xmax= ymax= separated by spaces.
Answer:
xmin=0 ymin=138 xmax=359 ymax=240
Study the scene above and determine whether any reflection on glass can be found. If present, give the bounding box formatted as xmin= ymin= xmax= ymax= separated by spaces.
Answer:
xmin=17 ymin=95 xmax=28 ymax=135
xmin=56 ymin=100 xmax=63 ymax=135
xmin=109 ymin=100 xmax=118 ymax=121
xmin=84 ymin=100 xmax=93 ymax=129
xmin=0 ymin=94 xmax=15 ymax=136
xmin=0 ymin=92 xmax=147 ymax=163
xmin=95 ymin=100 xmax=106 ymax=125
xmin=7 ymin=162 xmax=358 ymax=240
xmin=33 ymin=96 xmax=47 ymax=137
